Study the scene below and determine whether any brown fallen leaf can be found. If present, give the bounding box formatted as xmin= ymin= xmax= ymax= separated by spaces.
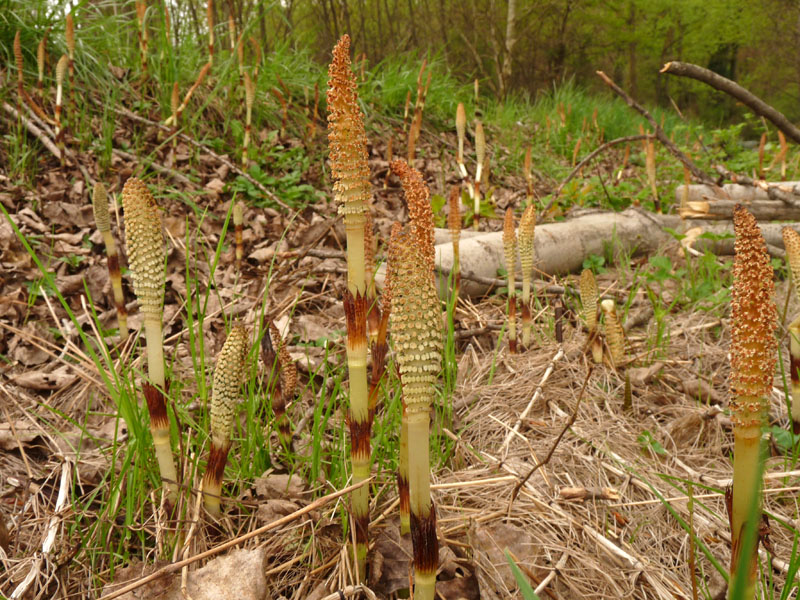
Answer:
xmin=0 ymin=420 xmax=39 ymax=450
xmin=369 ymin=523 xmax=412 ymax=596
xmin=12 ymin=366 xmax=78 ymax=390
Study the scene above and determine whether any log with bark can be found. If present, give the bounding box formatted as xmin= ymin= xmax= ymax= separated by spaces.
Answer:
xmin=675 ymin=182 xmax=800 ymax=220
xmin=374 ymin=210 xmax=800 ymax=298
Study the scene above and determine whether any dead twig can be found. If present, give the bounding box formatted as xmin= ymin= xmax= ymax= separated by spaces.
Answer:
xmin=507 ymin=364 xmax=594 ymax=512
xmin=595 ymin=71 xmax=715 ymax=186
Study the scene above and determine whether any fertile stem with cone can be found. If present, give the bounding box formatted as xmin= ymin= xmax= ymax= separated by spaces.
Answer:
xmin=517 ymin=205 xmax=535 ymax=348
xmin=327 ymin=34 xmax=372 ymax=580
xmin=203 ymin=325 xmax=248 ymax=517
xmin=728 ymin=205 xmax=777 ymax=599
xmin=122 ymin=177 xmax=178 ymax=504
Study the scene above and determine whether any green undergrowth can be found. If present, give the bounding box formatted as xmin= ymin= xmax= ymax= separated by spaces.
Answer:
xmin=4 ymin=0 xmax=797 ymax=218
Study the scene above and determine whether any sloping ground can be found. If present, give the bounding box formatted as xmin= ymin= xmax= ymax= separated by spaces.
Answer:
xmin=2 ymin=70 xmax=797 ymax=600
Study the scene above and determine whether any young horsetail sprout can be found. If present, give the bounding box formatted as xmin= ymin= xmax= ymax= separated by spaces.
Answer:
xmin=782 ymin=226 xmax=800 ymax=434
xmin=249 ymin=36 xmax=262 ymax=77
xmin=92 ymin=183 xmax=128 ymax=343
xmin=600 ymin=299 xmax=625 ymax=368
xmin=136 ymin=1 xmax=148 ymax=78
xmin=164 ymin=62 xmax=212 ymax=126
xmin=517 ymin=205 xmax=535 ymax=348
xmin=729 ymin=205 xmax=777 ymax=598
xmin=327 ymin=34 xmax=372 ymax=580
xmin=390 ymin=226 xmax=441 ymax=600
xmin=448 ymin=185 xmax=462 ymax=297
xmin=455 ymin=103 xmax=467 ymax=178
xmin=473 ymin=121 xmax=485 ymax=230
xmin=580 ymin=269 xmax=602 ymax=363
xmin=227 ymin=14 xmax=236 ymax=54
xmin=503 ymin=208 xmax=517 ymax=353
xmin=524 ymin=146 xmax=532 ymax=200
xmin=169 ymin=82 xmax=179 ymax=146
xmin=260 ymin=323 xmax=296 ymax=449
xmin=122 ymin=177 xmax=178 ymax=504
xmin=202 ymin=325 xmax=248 ymax=518
xmin=207 ymin=0 xmax=214 ymax=65
xmin=55 ymin=54 xmax=69 ymax=168
xmin=233 ymin=201 xmax=244 ymax=270
xmin=14 ymin=31 xmax=23 ymax=100
xmin=242 ymin=71 xmax=255 ymax=167
xmin=37 ymin=32 xmax=47 ymax=99
xmin=65 ymin=12 xmax=75 ymax=84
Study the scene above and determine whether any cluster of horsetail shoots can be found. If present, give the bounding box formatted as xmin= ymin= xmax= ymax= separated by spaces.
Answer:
xmin=729 ymin=205 xmax=777 ymax=598
xmin=202 ymin=325 xmax=248 ymax=517
xmin=600 ymin=299 xmax=625 ymax=367
xmin=261 ymin=323 xmax=295 ymax=449
xmin=327 ymin=34 xmax=372 ymax=580
xmin=517 ymin=205 xmax=535 ymax=347
xmin=473 ymin=121 xmax=485 ymax=230
xmin=55 ymin=55 xmax=69 ymax=168
xmin=448 ymin=185 xmax=462 ymax=296
xmin=389 ymin=225 xmax=441 ymax=600
xmin=782 ymin=227 xmax=800 ymax=434
xmin=122 ymin=177 xmax=178 ymax=505
xmin=580 ymin=269 xmax=602 ymax=363
xmin=242 ymin=71 xmax=255 ymax=166
xmin=92 ymin=183 xmax=128 ymax=343
xmin=503 ymin=208 xmax=517 ymax=353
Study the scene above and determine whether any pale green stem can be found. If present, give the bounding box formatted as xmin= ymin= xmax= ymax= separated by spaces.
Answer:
xmin=144 ymin=314 xmax=178 ymax=503
xmin=729 ymin=421 xmax=762 ymax=600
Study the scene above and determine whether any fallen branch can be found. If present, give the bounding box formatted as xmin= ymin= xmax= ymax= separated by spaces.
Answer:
xmin=500 ymin=347 xmax=566 ymax=458
xmin=97 ymin=477 xmax=372 ymax=600
xmin=507 ymin=365 xmax=593 ymax=511
xmin=3 ymin=101 xmax=62 ymax=158
xmin=661 ymin=61 xmax=800 ymax=145
xmin=595 ymin=71 xmax=715 ymax=186
xmin=542 ymin=134 xmax=652 ymax=215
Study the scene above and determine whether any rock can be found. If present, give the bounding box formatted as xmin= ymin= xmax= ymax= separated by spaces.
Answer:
xmin=103 ymin=548 xmax=267 ymax=600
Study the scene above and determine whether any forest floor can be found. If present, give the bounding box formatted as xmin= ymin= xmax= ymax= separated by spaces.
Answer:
xmin=2 ymin=34 xmax=800 ymax=600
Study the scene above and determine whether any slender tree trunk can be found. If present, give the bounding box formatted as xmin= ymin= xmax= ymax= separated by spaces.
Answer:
xmin=501 ymin=0 xmax=517 ymax=98
xmin=627 ymin=1 xmax=637 ymax=97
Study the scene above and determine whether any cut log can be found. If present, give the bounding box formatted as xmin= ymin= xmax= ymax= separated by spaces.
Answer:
xmin=377 ymin=210 xmax=800 ymax=298
xmin=676 ymin=183 xmax=800 ymax=220
xmin=378 ymin=209 xmax=673 ymax=297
